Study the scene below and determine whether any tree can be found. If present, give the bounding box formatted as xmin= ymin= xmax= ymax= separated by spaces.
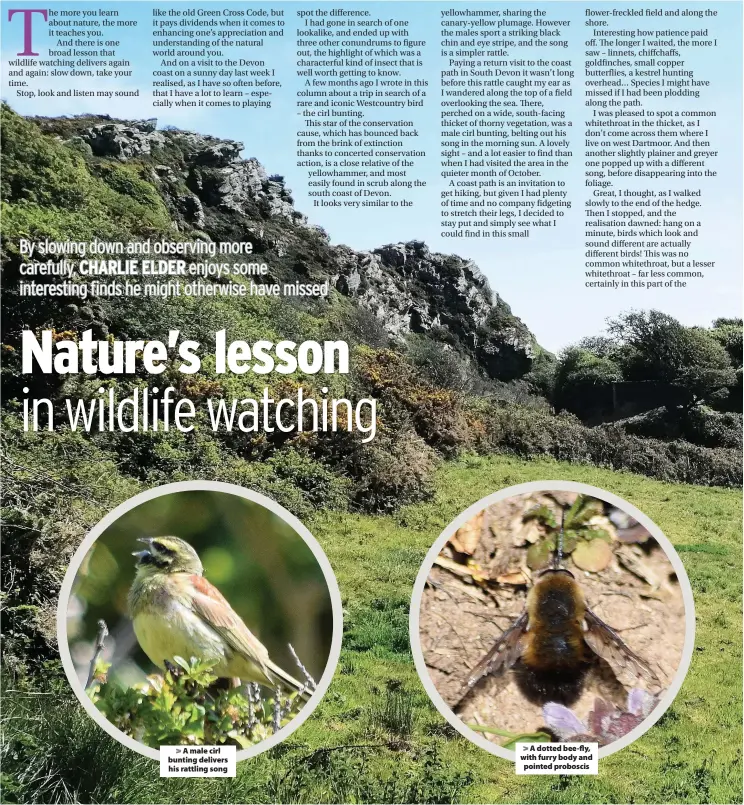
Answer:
xmin=606 ymin=310 xmax=735 ymax=409
xmin=553 ymin=346 xmax=623 ymax=417
xmin=710 ymin=318 xmax=743 ymax=412
xmin=711 ymin=318 xmax=743 ymax=367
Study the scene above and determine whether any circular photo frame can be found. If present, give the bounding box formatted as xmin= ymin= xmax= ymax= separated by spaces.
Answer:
xmin=409 ymin=480 xmax=695 ymax=761
xmin=58 ymin=480 xmax=343 ymax=761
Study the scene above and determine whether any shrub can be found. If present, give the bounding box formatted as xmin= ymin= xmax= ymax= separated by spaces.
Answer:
xmin=90 ymin=655 xmax=309 ymax=749
xmin=585 ymin=426 xmax=741 ymax=487
xmin=340 ymin=305 xmax=390 ymax=348
xmin=264 ymin=447 xmax=352 ymax=511
xmin=356 ymin=349 xmax=472 ymax=456
xmin=472 ymin=403 xmax=741 ymax=488
xmin=607 ymin=310 xmax=735 ymax=408
xmin=617 ymin=406 xmax=742 ymax=449
xmin=1 ymin=105 xmax=171 ymax=245
xmin=320 ymin=427 xmax=439 ymax=513
xmin=553 ymin=346 xmax=623 ymax=417
xmin=406 ymin=335 xmax=476 ymax=394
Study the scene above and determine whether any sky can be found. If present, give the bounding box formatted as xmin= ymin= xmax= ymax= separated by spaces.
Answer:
xmin=2 ymin=0 xmax=741 ymax=351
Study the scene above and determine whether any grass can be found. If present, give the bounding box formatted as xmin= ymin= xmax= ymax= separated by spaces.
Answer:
xmin=2 ymin=454 xmax=741 ymax=803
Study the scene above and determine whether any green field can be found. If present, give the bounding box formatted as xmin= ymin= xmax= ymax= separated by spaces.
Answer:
xmin=3 ymin=455 xmax=742 ymax=804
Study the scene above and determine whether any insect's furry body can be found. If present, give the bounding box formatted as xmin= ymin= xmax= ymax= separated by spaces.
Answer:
xmin=458 ymin=508 xmax=659 ymax=709
xmin=523 ymin=571 xmax=587 ymax=672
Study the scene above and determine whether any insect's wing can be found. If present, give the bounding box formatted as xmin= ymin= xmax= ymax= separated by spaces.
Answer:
xmin=457 ymin=611 xmax=528 ymax=704
xmin=583 ymin=607 xmax=660 ymax=688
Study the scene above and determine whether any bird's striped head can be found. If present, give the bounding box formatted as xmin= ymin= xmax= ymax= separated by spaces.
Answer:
xmin=133 ymin=536 xmax=203 ymax=576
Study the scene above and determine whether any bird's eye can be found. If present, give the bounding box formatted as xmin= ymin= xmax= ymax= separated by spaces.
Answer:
xmin=151 ymin=540 xmax=174 ymax=555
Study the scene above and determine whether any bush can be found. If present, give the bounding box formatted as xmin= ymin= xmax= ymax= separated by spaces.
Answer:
xmin=617 ymin=406 xmax=742 ymax=449
xmin=346 ymin=429 xmax=439 ymax=513
xmin=473 ymin=404 xmax=741 ymax=488
xmin=607 ymin=310 xmax=736 ymax=408
xmin=356 ymin=349 xmax=472 ymax=456
xmin=264 ymin=447 xmax=352 ymax=511
xmin=1 ymin=105 xmax=171 ymax=245
xmin=317 ymin=426 xmax=439 ymax=513
xmin=553 ymin=346 xmax=623 ymax=417
xmin=90 ymin=655 xmax=308 ymax=749
xmin=406 ymin=336 xmax=476 ymax=393
xmin=482 ymin=407 xmax=591 ymax=464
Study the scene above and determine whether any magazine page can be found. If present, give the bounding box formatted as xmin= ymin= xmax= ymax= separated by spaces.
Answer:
xmin=1 ymin=1 xmax=741 ymax=803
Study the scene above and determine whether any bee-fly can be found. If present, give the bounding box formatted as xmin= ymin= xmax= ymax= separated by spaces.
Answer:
xmin=456 ymin=507 xmax=660 ymax=709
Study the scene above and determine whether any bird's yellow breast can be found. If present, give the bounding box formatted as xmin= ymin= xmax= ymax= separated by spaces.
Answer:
xmin=132 ymin=601 xmax=227 ymax=671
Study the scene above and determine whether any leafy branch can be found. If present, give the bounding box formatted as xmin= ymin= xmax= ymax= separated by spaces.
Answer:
xmin=86 ymin=642 xmax=313 ymax=749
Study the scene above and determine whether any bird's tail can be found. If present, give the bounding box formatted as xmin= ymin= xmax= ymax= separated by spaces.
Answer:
xmin=266 ymin=659 xmax=312 ymax=702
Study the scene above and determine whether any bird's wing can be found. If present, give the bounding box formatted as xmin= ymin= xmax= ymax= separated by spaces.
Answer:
xmin=188 ymin=575 xmax=309 ymax=698
xmin=188 ymin=574 xmax=271 ymax=666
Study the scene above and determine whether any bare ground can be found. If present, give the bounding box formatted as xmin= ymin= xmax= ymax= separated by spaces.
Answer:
xmin=418 ymin=491 xmax=686 ymax=747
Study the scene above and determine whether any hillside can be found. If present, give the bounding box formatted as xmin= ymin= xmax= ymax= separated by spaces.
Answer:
xmin=1 ymin=105 xmax=742 ymax=805
xmin=3 ymin=107 xmax=540 ymax=382
xmin=1 ymin=102 xmax=740 ymax=688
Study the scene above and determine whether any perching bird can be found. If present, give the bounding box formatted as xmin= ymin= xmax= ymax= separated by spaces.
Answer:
xmin=127 ymin=536 xmax=309 ymax=699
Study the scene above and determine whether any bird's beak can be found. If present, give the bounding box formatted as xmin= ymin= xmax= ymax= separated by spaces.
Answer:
xmin=132 ymin=538 xmax=154 ymax=564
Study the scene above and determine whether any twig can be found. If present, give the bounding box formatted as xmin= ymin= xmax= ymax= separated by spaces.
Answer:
xmin=613 ymin=621 xmax=650 ymax=632
xmin=597 ymin=590 xmax=635 ymax=600
xmin=85 ymin=619 xmax=108 ymax=689
xmin=424 ymin=660 xmax=453 ymax=675
xmin=272 ymin=688 xmax=282 ymax=733
xmin=247 ymin=683 xmax=260 ymax=731
xmin=433 ymin=555 xmax=477 ymax=580
xmin=2 ymin=690 xmax=55 ymax=695
xmin=288 ymin=643 xmax=317 ymax=692
xmin=464 ymin=609 xmax=519 ymax=623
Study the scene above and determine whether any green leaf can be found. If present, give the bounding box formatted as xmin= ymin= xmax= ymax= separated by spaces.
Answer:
xmin=572 ymin=538 xmax=612 ymax=572
xmin=527 ymin=538 xmax=553 ymax=570
xmin=524 ymin=505 xmax=556 ymax=528
xmin=560 ymin=529 xmax=578 ymax=554
xmin=466 ymin=723 xmax=552 ymax=750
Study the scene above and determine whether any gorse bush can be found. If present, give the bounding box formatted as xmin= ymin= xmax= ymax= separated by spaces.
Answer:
xmin=356 ymin=349 xmax=471 ymax=456
xmin=315 ymin=426 xmax=439 ymax=513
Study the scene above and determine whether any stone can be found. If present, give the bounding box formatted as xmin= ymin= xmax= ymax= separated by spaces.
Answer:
xmin=331 ymin=241 xmax=536 ymax=379
xmin=81 ymin=120 xmax=165 ymax=160
xmin=178 ymin=194 xmax=205 ymax=228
